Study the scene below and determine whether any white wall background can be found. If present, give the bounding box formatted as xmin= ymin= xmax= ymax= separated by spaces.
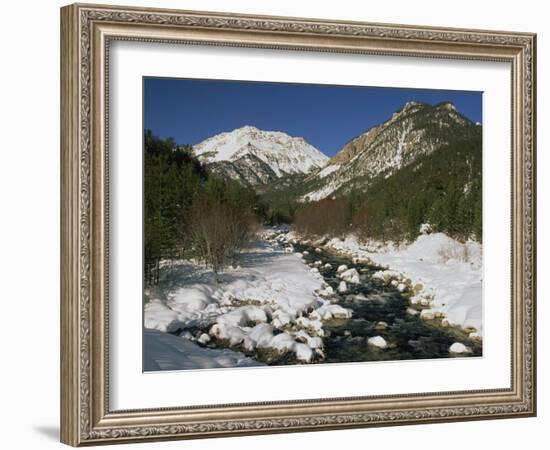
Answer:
xmin=0 ymin=1 xmax=546 ymax=449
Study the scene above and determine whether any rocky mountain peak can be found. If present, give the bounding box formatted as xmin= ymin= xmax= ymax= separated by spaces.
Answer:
xmin=389 ymin=100 xmax=427 ymax=122
xmin=237 ymin=125 xmax=260 ymax=134
xmin=301 ymin=100 xmax=478 ymax=201
xmin=192 ymin=126 xmax=328 ymax=186
xmin=402 ymin=100 xmax=425 ymax=112
xmin=436 ymin=101 xmax=457 ymax=112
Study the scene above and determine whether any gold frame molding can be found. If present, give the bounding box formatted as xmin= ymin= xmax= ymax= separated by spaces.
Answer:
xmin=60 ymin=3 xmax=536 ymax=446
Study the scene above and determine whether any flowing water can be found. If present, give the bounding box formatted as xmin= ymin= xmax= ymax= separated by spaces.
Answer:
xmin=294 ymin=242 xmax=482 ymax=363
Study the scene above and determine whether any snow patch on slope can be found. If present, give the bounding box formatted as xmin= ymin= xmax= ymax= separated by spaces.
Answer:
xmin=317 ymin=164 xmax=340 ymax=178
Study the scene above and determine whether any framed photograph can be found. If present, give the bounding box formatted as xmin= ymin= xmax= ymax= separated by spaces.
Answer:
xmin=60 ymin=3 xmax=536 ymax=446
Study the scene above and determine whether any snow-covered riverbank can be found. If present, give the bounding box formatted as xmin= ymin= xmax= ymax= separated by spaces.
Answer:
xmin=318 ymin=232 xmax=483 ymax=337
xmin=144 ymin=328 xmax=263 ymax=371
xmin=144 ymin=227 xmax=482 ymax=370
xmin=144 ymin=231 xmax=351 ymax=369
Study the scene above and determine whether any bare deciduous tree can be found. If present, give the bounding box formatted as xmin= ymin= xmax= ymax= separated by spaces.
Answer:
xmin=190 ymin=194 xmax=258 ymax=276
xmin=293 ymin=198 xmax=350 ymax=238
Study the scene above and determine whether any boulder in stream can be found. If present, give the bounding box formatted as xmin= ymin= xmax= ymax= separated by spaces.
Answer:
xmin=449 ymin=342 xmax=472 ymax=354
xmin=368 ymin=336 xmax=388 ymax=349
xmin=337 ymin=264 xmax=348 ymax=273
xmin=338 ymin=281 xmax=348 ymax=293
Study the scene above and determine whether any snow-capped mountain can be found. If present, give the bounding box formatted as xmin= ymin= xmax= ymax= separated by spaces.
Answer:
xmin=193 ymin=125 xmax=328 ymax=186
xmin=301 ymin=101 xmax=479 ymax=201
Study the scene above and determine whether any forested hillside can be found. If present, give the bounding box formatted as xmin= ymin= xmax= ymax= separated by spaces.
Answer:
xmin=293 ymin=131 xmax=482 ymax=242
xmin=354 ymin=132 xmax=482 ymax=241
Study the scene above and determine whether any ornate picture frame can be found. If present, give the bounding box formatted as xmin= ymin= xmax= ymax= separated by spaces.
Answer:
xmin=60 ymin=3 xmax=536 ymax=446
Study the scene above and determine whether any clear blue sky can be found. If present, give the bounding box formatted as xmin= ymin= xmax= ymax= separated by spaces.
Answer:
xmin=144 ymin=77 xmax=482 ymax=157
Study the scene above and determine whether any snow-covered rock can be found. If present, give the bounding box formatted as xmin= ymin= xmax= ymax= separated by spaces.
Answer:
xmin=210 ymin=323 xmax=246 ymax=346
xmin=318 ymin=285 xmax=334 ymax=297
xmin=294 ymin=343 xmax=314 ymax=362
xmin=337 ymin=264 xmax=348 ymax=273
xmin=449 ymin=342 xmax=472 ymax=354
xmin=271 ymin=310 xmax=292 ymax=328
xmin=294 ymin=330 xmax=323 ymax=349
xmin=295 ymin=316 xmax=324 ymax=337
xmin=243 ymin=324 xmax=274 ymax=351
xmin=197 ymin=333 xmax=211 ymax=344
xmin=217 ymin=306 xmax=269 ymax=328
xmin=337 ymin=281 xmax=348 ymax=293
xmin=269 ymin=332 xmax=296 ymax=352
xmin=315 ymin=304 xmax=352 ymax=320
xmin=420 ymin=310 xmax=435 ymax=321
xmin=368 ymin=336 xmax=388 ymax=349
xmin=339 ymin=268 xmax=360 ymax=284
